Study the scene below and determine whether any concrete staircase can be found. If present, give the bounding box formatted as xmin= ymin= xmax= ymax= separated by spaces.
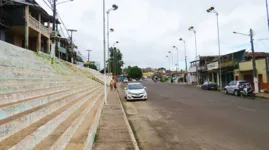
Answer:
xmin=0 ymin=41 xmax=105 ymax=150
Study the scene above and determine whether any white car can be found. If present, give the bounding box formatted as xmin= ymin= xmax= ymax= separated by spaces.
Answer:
xmin=124 ymin=83 xmax=147 ymax=101
xmin=123 ymin=79 xmax=128 ymax=83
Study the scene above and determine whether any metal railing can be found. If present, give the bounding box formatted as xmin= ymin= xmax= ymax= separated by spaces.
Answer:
xmin=28 ymin=15 xmax=50 ymax=36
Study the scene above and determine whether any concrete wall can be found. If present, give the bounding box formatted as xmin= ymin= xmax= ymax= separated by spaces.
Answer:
xmin=13 ymin=35 xmax=23 ymax=47
xmin=239 ymin=59 xmax=267 ymax=83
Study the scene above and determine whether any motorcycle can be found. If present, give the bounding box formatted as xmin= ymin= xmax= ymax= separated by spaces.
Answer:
xmin=240 ymin=84 xmax=255 ymax=99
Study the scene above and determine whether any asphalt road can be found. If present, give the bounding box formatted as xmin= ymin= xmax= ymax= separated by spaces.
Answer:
xmin=119 ymin=81 xmax=269 ymax=150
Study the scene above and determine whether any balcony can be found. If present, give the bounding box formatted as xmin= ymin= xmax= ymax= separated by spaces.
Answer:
xmin=28 ymin=15 xmax=50 ymax=37
xmin=198 ymin=65 xmax=207 ymax=71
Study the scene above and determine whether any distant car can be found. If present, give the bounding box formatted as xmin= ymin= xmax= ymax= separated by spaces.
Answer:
xmin=139 ymin=79 xmax=143 ymax=81
xmin=224 ymin=80 xmax=250 ymax=96
xmin=124 ymin=83 xmax=147 ymax=101
xmin=123 ymin=79 xmax=128 ymax=83
xmin=132 ymin=79 xmax=136 ymax=82
xmin=201 ymin=81 xmax=217 ymax=90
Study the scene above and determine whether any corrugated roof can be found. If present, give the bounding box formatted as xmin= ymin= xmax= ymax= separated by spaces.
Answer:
xmin=245 ymin=52 xmax=269 ymax=57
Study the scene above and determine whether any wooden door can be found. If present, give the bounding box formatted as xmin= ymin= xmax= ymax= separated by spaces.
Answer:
xmin=258 ymin=74 xmax=263 ymax=91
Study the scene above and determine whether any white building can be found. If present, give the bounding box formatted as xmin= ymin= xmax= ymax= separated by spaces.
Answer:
xmin=187 ymin=60 xmax=199 ymax=84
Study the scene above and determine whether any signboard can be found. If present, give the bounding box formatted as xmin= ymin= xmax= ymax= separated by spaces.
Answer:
xmin=207 ymin=61 xmax=218 ymax=70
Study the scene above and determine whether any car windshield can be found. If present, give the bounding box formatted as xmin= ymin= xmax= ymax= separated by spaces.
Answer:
xmin=239 ymin=81 xmax=248 ymax=85
xmin=208 ymin=82 xmax=216 ymax=85
xmin=128 ymin=84 xmax=144 ymax=90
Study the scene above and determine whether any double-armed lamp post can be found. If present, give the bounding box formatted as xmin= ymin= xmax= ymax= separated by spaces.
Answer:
xmin=206 ymin=6 xmax=222 ymax=89
xmin=188 ymin=26 xmax=199 ymax=84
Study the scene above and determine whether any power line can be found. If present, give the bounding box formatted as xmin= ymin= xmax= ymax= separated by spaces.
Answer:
xmin=59 ymin=24 xmax=66 ymax=38
xmin=42 ymin=0 xmax=52 ymax=10
xmin=57 ymin=13 xmax=70 ymax=37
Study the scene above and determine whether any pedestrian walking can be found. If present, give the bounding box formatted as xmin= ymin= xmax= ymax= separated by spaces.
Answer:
xmin=110 ymin=80 xmax=114 ymax=91
xmin=113 ymin=80 xmax=117 ymax=90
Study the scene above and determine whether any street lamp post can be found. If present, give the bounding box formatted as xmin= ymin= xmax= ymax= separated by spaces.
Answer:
xmin=107 ymin=28 xmax=114 ymax=74
xmin=179 ymin=38 xmax=188 ymax=72
xmin=166 ymin=55 xmax=170 ymax=70
xmin=233 ymin=29 xmax=258 ymax=93
xmin=188 ymin=26 xmax=199 ymax=84
xmin=266 ymin=0 xmax=269 ymax=31
xmin=107 ymin=4 xmax=118 ymax=74
xmin=102 ymin=0 xmax=107 ymax=104
xmin=207 ymin=6 xmax=222 ymax=89
xmin=172 ymin=46 xmax=179 ymax=72
xmin=168 ymin=51 xmax=174 ymax=70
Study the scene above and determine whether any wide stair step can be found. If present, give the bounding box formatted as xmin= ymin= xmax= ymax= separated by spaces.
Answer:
xmin=0 ymin=87 xmax=103 ymax=149
xmin=0 ymin=40 xmax=106 ymax=149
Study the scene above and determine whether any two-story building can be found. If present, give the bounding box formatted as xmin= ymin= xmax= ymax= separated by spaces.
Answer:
xmin=0 ymin=0 xmax=60 ymax=54
xmin=187 ymin=60 xmax=198 ymax=84
xmin=205 ymin=50 xmax=245 ymax=88
xmin=234 ymin=52 xmax=269 ymax=92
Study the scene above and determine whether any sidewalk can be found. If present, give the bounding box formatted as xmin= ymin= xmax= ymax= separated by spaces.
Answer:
xmin=93 ymin=91 xmax=137 ymax=150
xmin=257 ymin=92 xmax=269 ymax=99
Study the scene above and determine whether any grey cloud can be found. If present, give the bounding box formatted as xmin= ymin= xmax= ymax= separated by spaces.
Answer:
xmin=37 ymin=0 xmax=269 ymax=70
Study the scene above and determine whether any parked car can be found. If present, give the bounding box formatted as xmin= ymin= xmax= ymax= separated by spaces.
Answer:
xmin=132 ymin=79 xmax=136 ymax=82
xmin=201 ymin=81 xmax=217 ymax=90
xmin=124 ymin=82 xmax=147 ymax=101
xmin=123 ymin=79 xmax=128 ymax=83
xmin=224 ymin=80 xmax=250 ymax=96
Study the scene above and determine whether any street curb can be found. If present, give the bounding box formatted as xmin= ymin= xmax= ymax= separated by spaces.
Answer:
xmin=116 ymin=90 xmax=140 ymax=150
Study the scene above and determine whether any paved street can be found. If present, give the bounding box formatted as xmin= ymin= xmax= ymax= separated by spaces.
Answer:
xmin=118 ymin=81 xmax=269 ymax=150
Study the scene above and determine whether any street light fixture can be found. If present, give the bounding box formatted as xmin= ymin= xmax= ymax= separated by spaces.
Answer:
xmin=179 ymin=38 xmax=188 ymax=72
xmin=168 ymin=51 xmax=174 ymax=71
xmin=172 ymin=46 xmax=179 ymax=72
xmin=107 ymin=4 xmax=118 ymax=74
xmin=233 ymin=29 xmax=258 ymax=93
xmin=206 ymin=6 xmax=222 ymax=89
xmin=188 ymin=26 xmax=199 ymax=84
xmin=113 ymin=41 xmax=119 ymax=47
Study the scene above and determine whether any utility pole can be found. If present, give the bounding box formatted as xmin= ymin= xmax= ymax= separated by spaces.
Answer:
xmin=50 ymin=0 xmax=57 ymax=64
xmin=67 ymin=29 xmax=77 ymax=63
xmin=86 ymin=50 xmax=92 ymax=62
xmin=250 ymin=29 xmax=258 ymax=93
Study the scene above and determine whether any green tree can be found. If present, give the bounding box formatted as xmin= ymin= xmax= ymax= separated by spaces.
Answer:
xmin=108 ymin=47 xmax=124 ymax=75
xmin=127 ymin=66 xmax=142 ymax=79
xmin=84 ymin=62 xmax=97 ymax=70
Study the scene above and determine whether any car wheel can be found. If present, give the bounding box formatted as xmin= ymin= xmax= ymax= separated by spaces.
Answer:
xmin=234 ymin=90 xmax=239 ymax=96
xmin=224 ymin=89 xmax=228 ymax=94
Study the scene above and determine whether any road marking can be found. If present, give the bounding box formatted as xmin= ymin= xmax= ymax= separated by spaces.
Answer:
xmin=237 ymin=106 xmax=256 ymax=112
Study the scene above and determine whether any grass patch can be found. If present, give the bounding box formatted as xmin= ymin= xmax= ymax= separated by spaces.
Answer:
xmin=94 ymin=132 xmax=99 ymax=143
xmin=128 ymin=120 xmax=143 ymax=150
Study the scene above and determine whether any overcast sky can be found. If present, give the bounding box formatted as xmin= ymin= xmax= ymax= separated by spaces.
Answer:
xmin=37 ymin=0 xmax=269 ymax=70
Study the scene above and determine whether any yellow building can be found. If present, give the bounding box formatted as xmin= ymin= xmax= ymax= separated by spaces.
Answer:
xmin=234 ymin=58 xmax=268 ymax=91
